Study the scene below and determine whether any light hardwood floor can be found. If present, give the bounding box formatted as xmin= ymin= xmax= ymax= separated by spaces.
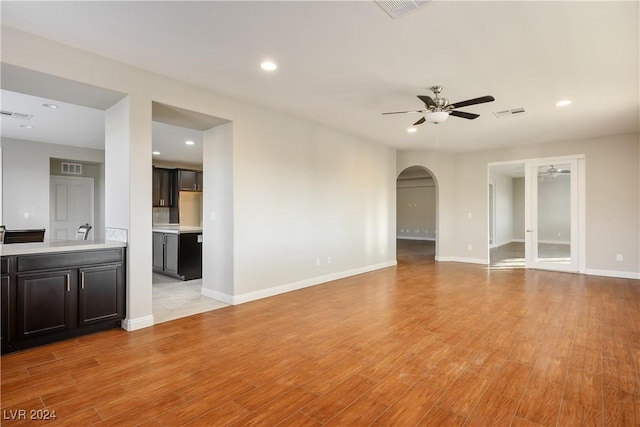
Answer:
xmin=1 ymin=241 xmax=639 ymax=426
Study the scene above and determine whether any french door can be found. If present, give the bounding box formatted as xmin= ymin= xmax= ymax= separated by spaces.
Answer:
xmin=525 ymin=158 xmax=579 ymax=272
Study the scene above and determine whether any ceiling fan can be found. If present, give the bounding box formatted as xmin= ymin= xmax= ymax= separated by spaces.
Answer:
xmin=382 ymin=86 xmax=495 ymax=125
xmin=539 ymin=165 xmax=571 ymax=177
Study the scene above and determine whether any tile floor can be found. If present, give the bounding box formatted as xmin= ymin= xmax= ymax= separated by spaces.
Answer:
xmin=152 ymin=273 xmax=228 ymax=323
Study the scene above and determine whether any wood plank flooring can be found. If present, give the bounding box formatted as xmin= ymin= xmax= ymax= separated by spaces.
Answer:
xmin=2 ymin=240 xmax=639 ymax=426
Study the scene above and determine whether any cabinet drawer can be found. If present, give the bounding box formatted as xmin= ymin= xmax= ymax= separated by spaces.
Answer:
xmin=17 ymin=249 xmax=123 ymax=272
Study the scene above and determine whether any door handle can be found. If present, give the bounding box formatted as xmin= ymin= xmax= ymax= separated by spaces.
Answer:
xmin=66 ymin=273 xmax=70 ymax=292
xmin=81 ymin=271 xmax=85 ymax=290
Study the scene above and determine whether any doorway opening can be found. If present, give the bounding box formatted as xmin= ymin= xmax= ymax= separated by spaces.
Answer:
xmin=396 ymin=166 xmax=438 ymax=263
xmin=150 ymin=102 xmax=229 ymax=323
xmin=488 ymin=156 xmax=584 ymax=273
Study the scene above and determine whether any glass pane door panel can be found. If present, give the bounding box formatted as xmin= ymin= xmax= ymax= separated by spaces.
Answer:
xmin=536 ymin=163 xmax=572 ymax=264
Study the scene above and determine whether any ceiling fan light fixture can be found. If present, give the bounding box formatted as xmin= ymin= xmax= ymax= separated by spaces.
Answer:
xmin=426 ymin=111 xmax=449 ymax=124
xmin=556 ymin=99 xmax=572 ymax=107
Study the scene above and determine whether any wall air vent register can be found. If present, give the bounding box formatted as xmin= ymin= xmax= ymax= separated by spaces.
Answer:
xmin=0 ymin=110 xmax=34 ymax=121
xmin=375 ymin=0 xmax=431 ymax=19
xmin=61 ymin=162 xmax=82 ymax=175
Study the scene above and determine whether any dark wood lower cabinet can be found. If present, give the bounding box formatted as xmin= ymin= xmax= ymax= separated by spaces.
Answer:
xmin=1 ymin=247 xmax=126 ymax=354
xmin=17 ymin=269 xmax=76 ymax=340
xmin=1 ymin=274 xmax=11 ymax=348
xmin=78 ymin=264 xmax=124 ymax=325
xmin=152 ymin=232 xmax=201 ymax=280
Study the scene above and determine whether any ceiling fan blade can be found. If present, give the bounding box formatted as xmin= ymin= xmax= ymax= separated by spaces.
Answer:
xmin=449 ymin=95 xmax=495 ymax=109
xmin=382 ymin=110 xmax=426 ymax=115
xmin=417 ymin=95 xmax=436 ymax=108
xmin=413 ymin=117 xmax=426 ymax=126
xmin=450 ymin=110 xmax=479 ymax=120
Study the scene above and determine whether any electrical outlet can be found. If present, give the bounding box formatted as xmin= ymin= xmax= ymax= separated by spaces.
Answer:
xmin=24 ymin=212 xmax=30 ymax=219
xmin=316 ymin=257 xmax=321 ymax=266
xmin=467 ymin=244 xmax=472 ymax=250
xmin=616 ymin=254 xmax=623 ymax=262
xmin=327 ymin=257 xmax=332 ymax=264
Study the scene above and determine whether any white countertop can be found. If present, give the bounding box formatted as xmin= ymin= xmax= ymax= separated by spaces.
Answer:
xmin=0 ymin=240 xmax=127 ymax=256
xmin=152 ymin=225 xmax=203 ymax=234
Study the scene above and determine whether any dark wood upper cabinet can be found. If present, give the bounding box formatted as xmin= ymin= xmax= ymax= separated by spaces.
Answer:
xmin=178 ymin=169 xmax=203 ymax=192
xmin=153 ymin=167 xmax=175 ymax=207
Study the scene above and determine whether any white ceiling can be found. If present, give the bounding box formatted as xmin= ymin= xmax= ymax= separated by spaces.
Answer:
xmin=1 ymin=1 xmax=638 ymax=153
xmin=0 ymin=89 xmax=206 ymax=164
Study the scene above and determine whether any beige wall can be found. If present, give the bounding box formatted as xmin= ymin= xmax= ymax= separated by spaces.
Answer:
xmin=489 ymin=170 xmax=514 ymax=247
xmin=400 ymin=132 xmax=639 ymax=275
xmin=2 ymin=27 xmax=398 ymax=319
xmin=397 ymin=177 xmax=436 ymax=240
xmin=1 ymin=137 xmax=104 ymax=236
xmin=512 ymin=178 xmax=525 ymax=241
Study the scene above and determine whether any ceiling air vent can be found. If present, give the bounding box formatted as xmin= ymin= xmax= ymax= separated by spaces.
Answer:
xmin=61 ymin=162 xmax=82 ymax=175
xmin=0 ymin=110 xmax=34 ymax=120
xmin=375 ymin=0 xmax=431 ymax=19
xmin=493 ymin=108 xmax=526 ymax=119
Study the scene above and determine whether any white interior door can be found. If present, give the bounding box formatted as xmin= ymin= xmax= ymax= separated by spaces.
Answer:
xmin=50 ymin=176 xmax=95 ymax=241
xmin=525 ymin=159 xmax=578 ymax=272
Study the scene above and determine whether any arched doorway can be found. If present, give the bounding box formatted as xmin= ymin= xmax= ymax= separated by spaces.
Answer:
xmin=396 ymin=166 xmax=438 ymax=262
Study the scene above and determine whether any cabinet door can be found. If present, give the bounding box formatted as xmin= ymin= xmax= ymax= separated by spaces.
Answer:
xmin=164 ymin=234 xmax=179 ymax=274
xmin=152 ymin=233 xmax=165 ymax=270
xmin=16 ymin=270 xmax=76 ymax=340
xmin=153 ymin=168 xmax=174 ymax=207
xmin=1 ymin=275 xmax=11 ymax=347
xmin=179 ymin=170 xmax=198 ymax=191
xmin=78 ymin=264 xmax=124 ymax=325
xmin=196 ymin=171 xmax=203 ymax=191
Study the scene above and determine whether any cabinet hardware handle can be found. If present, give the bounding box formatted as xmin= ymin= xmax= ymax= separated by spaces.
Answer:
xmin=66 ymin=274 xmax=70 ymax=292
xmin=81 ymin=272 xmax=85 ymax=290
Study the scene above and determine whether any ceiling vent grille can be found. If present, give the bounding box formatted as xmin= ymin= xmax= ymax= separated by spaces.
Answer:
xmin=61 ymin=162 xmax=82 ymax=175
xmin=493 ymin=108 xmax=526 ymax=119
xmin=0 ymin=110 xmax=34 ymax=121
xmin=375 ymin=0 xmax=431 ymax=19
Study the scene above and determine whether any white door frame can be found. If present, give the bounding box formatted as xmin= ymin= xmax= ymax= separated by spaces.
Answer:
xmin=488 ymin=155 xmax=585 ymax=273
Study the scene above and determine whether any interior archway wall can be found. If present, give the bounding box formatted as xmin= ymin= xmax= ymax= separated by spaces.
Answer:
xmin=397 ymin=150 xmax=456 ymax=261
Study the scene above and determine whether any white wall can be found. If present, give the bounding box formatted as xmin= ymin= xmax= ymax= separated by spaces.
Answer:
xmin=396 ymin=152 xmax=455 ymax=260
xmin=396 ymin=178 xmax=436 ymax=240
xmin=512 ymin=178 xmax=525 ymax=241
xmin=232 ymin=117 xmax=396 ymax=298
xmin=489 ymin=170 xmax=514 ymax=247
xmin=1 ymin=137 xmax=104 ymax=235
xmin=400 ymin=133 xmax=639 ymax=275
xmin=537 ymin=175 xmax=571 ymax=243
xmin=2 ymin=27 xmax=398 ymax=319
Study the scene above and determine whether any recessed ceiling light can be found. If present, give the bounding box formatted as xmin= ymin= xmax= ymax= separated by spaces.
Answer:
xmin=152 ymin=151 xmax=161 ymax=155
xmin=556 ymin=99 xmax=572 ymax=107
xmin=185 ymin=140 xmax=195 ymax=145
xmin=42 ymin=103 xmax=59 ymax=109
xmin=260 ymin=61 xmax=277 ymax=71
xmin=20 ymin=124 xmax=33 ymax=129
xmin=407 ymin=127 xmax=417 ymax=133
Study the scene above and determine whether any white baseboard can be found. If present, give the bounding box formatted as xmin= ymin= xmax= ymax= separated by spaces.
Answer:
xmin=122 ymin=315 xmax=154 ymax=331
xmin=584 ymin=269 xmax=640 ymax=280
xmin=224 ymin=261 xmax=397 ymax=305
xmin=396 ymin=236 xmax=436 ymax=241
xmin=435 ymin=256 xmax=488 ymax=265
xmin=201 ymin=288 xmax=234 ymax=304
